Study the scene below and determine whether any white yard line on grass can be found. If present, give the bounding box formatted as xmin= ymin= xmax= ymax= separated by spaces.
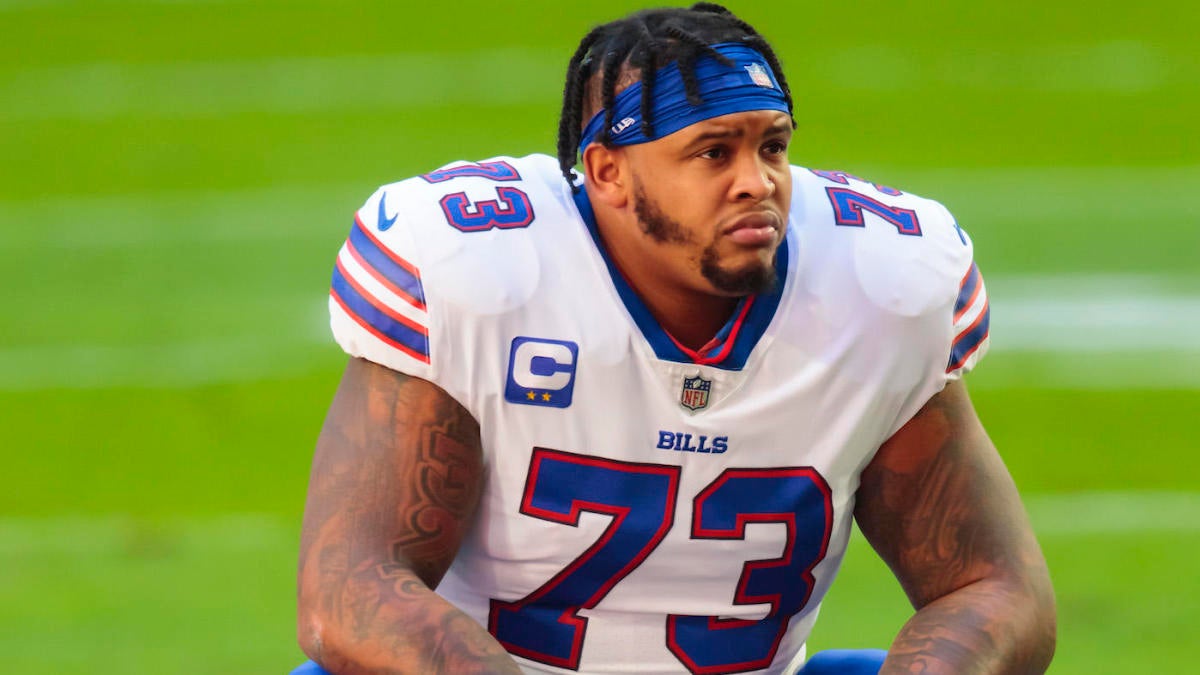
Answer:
xmin=0 ymin=334 xmax=334 ymax=390
xmin=0 ymin=51 xmax=564 ymax=121
xmin=1 ymin=276 xmax=1198 ymax=390
xmin=0 ymin=183 xmax=366 ymax=251
xmin=1024 ymin=492 xmax=1200 ymax=536
xmin=3 ymin=166 xmax=1197 ymax=250
xmin=0 ymin=165 xmax=1195 ymax=249
xmin=1 ymin=41 xmax=1178 ymax=121
xmin=989 ymin=276 xmax=1200 ymax=353
xmin=1 ymin=492 xmax=1196 ymax=554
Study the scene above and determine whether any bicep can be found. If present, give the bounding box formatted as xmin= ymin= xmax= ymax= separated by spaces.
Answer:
xmin=299 ymin=357 xmax=483 ymax=598
xmin=854 ymin=380 xmax=1046 ymax=609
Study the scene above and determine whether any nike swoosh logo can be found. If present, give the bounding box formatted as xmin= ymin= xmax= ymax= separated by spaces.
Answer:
xmin=377 ymin=192 xmax=398 ymax=231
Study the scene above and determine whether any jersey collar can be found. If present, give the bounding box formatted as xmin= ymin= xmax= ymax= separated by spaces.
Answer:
xmin=572 ymin=184 xmax=787 ymax=371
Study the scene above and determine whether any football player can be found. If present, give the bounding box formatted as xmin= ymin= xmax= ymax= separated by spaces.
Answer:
xmin=295 ymin=3 xmax=1055 ymax=673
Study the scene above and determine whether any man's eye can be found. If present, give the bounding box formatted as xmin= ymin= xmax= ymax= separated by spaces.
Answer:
xmin=700 ymin=147 xmax=726 ymax=160
xmin=764 ymin=140 xmax=788 ymax=155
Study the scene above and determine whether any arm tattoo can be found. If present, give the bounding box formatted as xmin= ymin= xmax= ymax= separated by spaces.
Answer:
xmin=856 ymin=381 xmax=1055 ymax=674
xmin=298 ymin=358 xmax=522 ymax=674
xmin=376 ymin=390 xmax=479 ymax=584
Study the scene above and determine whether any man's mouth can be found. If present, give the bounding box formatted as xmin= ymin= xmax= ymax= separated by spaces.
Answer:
xmin=723 ymin=211 xmax=780 ymax=246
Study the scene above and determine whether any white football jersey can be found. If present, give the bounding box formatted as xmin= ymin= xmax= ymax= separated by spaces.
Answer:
xmin=328 ymin=154 xmax=989 ymax=675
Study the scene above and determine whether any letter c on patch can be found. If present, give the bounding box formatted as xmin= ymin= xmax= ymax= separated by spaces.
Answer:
xmin=504 ymin=337 xmax=579 ymax=408
xmin=512 ymin=341 xmax=573 ymax=390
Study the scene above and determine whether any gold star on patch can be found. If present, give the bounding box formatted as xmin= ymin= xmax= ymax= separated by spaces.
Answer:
xmin=526 ymin=391 xmax=536 ymax=400
xmin=541 ymin=392 xmax=552 ymax=401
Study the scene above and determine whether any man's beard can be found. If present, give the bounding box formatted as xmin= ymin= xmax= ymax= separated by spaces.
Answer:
xmin=633 ymin=182 xmax=777 ymax=296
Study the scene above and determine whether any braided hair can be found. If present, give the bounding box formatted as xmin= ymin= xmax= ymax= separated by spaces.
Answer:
xmin=556 ymin=2 xmax=794 ymax=187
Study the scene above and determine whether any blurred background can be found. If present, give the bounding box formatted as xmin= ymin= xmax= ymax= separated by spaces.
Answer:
xmin=2 ymin=0 xmax=1197 ymax=672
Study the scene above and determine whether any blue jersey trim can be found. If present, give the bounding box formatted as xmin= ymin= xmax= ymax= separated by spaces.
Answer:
xmin=331 ymin=264 xmax=430 ymax=360
xmin=948 ymin=302 xmax=990 ymax=372
xmin=349 ymin=218 xmax=426 ymax=308
xmin=572 ymin=186 xmax=786 ymax=371
xmin=954 ymin=262 xmax=980 ymax=317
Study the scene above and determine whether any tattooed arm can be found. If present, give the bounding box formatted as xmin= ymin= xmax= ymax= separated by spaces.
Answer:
xmin=854 ymin=380 xmax=1056 ymax=674
xmin=297 ymin=357 xmax=522 ymax=675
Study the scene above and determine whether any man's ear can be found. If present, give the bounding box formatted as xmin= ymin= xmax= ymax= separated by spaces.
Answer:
xmin=581 ymin=143 xmax=629 ymax=209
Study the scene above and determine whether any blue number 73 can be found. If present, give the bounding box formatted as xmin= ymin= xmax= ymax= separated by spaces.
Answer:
xmin=489 ymin=448 xmax=833 ymax=674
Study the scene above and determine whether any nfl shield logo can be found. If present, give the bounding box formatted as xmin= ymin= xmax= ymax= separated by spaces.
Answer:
xmin=680 ymin=375 xmax=712 ymax=411
xmin=744 ymin=63 xmax=774 ymax=88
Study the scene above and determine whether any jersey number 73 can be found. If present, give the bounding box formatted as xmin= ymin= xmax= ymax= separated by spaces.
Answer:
xmin=489 ymin=448 xmax=833 ymax=674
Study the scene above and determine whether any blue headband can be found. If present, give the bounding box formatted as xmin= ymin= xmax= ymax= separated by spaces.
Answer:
xmin=578 ymin=42 xmax=790 ymax=152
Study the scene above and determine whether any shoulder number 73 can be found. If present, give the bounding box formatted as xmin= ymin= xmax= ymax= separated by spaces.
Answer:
xmin=422 ymin=160 xmax=536 ymax=232
xmin=489 ymin=448 xmax=833 ymax=674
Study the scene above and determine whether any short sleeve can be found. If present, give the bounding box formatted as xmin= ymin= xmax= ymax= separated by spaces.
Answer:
xmin=328 ymin=185 xmax=435 ymax=380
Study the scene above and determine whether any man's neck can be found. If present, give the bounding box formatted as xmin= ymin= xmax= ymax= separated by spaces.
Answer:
xmin=642 ymin=288 xmax=740 ymax=352
xmin=593 ymin=224 xmax=740 ymax=352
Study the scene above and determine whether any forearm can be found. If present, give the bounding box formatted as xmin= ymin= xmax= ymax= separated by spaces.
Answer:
xmin=299 ymin=566 xmax=521 ymax=675
xmin=882 ymin=577 xmax=1054 ymax=675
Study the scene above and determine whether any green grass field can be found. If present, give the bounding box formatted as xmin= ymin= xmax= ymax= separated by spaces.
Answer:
xmin=3 ymin=0 xmax=1198 ymax=672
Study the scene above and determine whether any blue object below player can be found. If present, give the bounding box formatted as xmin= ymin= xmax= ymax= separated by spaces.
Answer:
xmin=289 ymin=650 xmax=886 ymax=674
xmin=798 ymin=648 xmax=888 ymax=674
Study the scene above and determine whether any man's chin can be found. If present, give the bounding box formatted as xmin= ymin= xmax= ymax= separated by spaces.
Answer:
xmin=701 ymin=259 xmax=777 ymax=296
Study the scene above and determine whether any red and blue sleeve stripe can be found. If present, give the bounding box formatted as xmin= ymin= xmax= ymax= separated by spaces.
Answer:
xmin=330 ymin=259 xmax=430 ymax=363
xmin=953 ymin=262 xmax=981 ymax=322
xmin=947 ymin=299 xmax=989 ymax=372
xmin=347 ymin=215 xmax=426 ymax=310
xmin=946 ymin=262 xmax=989 ymax=373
